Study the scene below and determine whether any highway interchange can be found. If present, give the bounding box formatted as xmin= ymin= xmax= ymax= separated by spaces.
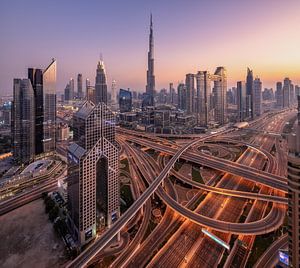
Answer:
xmin=65 ymin=109 xmax=294 ymax=268
xmin=0 ymin=108 xmax=294 ymax=268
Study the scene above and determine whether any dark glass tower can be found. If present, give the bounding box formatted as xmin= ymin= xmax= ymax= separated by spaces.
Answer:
xmin=28 ymin=68 xmax=44 ymax=155
xmin=145 ymin=14 xmax=155 ymax=106
xmin=119 ymin=88 xmax=132 ymax=113
xmin=28 ymin=59 xmax=56 ymax=155
xmin=246 ymin=67 xmax=253 ymax=119
xmin=77 ymin=73 xmax=83 ymax=99
xmin=43 ymin=59 xmax=57 ymax=153
xmin=12 ymin=79 xmax=35 ymax=164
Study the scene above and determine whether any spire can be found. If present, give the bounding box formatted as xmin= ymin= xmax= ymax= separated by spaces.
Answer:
xmin=145 ymin=13 xmax=155 ymax=106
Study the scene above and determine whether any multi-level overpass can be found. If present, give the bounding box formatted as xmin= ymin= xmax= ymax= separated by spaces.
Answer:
xmin=67 ymin=125 xmax=289 ymax=267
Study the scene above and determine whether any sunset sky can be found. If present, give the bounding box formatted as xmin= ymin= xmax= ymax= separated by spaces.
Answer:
xmin=0 ymin=0 xmax=299 ymax=95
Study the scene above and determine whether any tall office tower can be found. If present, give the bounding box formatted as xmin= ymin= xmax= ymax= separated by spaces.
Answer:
xmin=195 ymin=71 xmax=211 ymax=126
xmin=158 ymin=88 xmax=167 ymax=104
xmin=212 ymin=67 xmax=227 ymax=125
xmin=290 ymin=83 xmax=295 ymax=105
xmin=145 ymin=14 xmax=155 ymax=106
xmin=64 ymin=83 xmax=71 ymax=101
xmin=276 ymin=82 xmax=283 ymax=108
xmin=295 ymin=85 xmax=300 ymax=97
xmin=252 ymin=77 xmax=262 ymax=118
xmin=169 ymin=83 xmax=176 ymax=105
xmin=95 ymin=60 xmax=108 ymax=104
xmin=287 ymin=95 xmax=300 ymax=267
xmin=231 ymin=87 xmax=237 ymax=105
xmin=86 ymin=78 xmax=90 ymax=96
xmin=77 ymin=74 xmax=83 ymax=99
xmin=283 ymin=78 xmax=291 ymax=108
xmin=86 ymin=86 xmax=96 ymax=104
xmin=28 ymin=59 xmax=56 ymax=155
xmin=119 ymin=89 xmax=132 ymax=112
xmin=246 ymin=68 xmax=253 ymax=119
xmin=12 ymin=79 xmax=35 ymax=164
xmin=69 ymin=78 xmax=75 ymax=100
xmin=111 ymin=79 xmax=117 ymax=104
xmin=185 ymin=73 xmax=195 ymax=114
xmin=177 ymin=83 xmax=186 ymax=111
xmin=68 ymin=101 xmax=119 ymax=246
xmin=28 ymin=68 xmax=43 ymax=155
xmin=42 ymin=59 xmax=57 ymax=153
xmin=237 ymin=81 xmax=247 ymax=122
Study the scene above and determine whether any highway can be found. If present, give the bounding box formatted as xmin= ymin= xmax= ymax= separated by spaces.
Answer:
xmin=125 ymin=140 xmax=286 ymax=236
xmin=123 ymin=135 xmax=287 ymax=191
xmin=69 ymin=109 xmax=293 ymax=267
xmin=0 ymin=179 xmax=57 ymax=215
xmin=253 ymin=233 xmax=288 ymax=268
xmin=146 ymin=110 xmax=292 ymax=267
xmin=66 ymin=135 xmax=213 ymax=268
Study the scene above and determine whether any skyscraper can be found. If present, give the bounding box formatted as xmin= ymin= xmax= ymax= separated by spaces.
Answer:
xmin=12 ymin=79 xmax=35 ymax=164
xmin=177 ymin=83 xmax=186 ymax=111
xmin=77 ymin=73 xmax=83 ymax=99
xmin=119 ymin=88 xmax=132 ymax=113
xmin=287 ymin=95 xmax=300 ymax=267
xmin=145 ymin=14 xmax=155 ymax=106
xmin=28 ymin=59 xmax=56 ymax=155
xmin=70 ymin=78 xmax=75 ymax=100
xmin=111 ymin=79 xmax=117 ymax=104
xmin=95 ymin=60 xmax=107 ymax=104
xmin=246 ymin=68 xmax=253 ymax=119
xmin=283 ymin=78 xmax=291 ymax=108
xmin=68 ymin=101 xmax=119 ymax=246
xmin=195 ymin=71 xmax=211 ymax=126
xmin=295 ymin=85 xmax=300 ymax=97
xmin=185 ymin=73 xmax=195 ymax=114
xmin=276 ymin=82 xmax=283 ymax=108
xmin=64 ymin=83 xmax=72 ymax=101
xmin=169 ymin=83 xmax=176 ymax=105
xmin=212 ymin=67 xmax=227 ymax=125
xmin=86 ymin=78 xmax=90 ymax=94
xmin=42 ymin=59 xmax=57 ymax=153
xmin=28 ymin=68 xmax=43 ymax=155
xmin=252 ymin=77 xmax=262 ymax=118
xmin=237 ymin=81 xmax=247 ymax=122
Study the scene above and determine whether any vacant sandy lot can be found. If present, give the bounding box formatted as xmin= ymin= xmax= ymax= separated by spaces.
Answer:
xmin=0 ymin=199 xmax=68 ymax=268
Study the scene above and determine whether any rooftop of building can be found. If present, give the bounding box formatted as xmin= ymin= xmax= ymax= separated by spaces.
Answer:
xmin=75 ymin=101 xmax=95 ymax=119
xmin=68 ymin=143 xmax=86 ymax=160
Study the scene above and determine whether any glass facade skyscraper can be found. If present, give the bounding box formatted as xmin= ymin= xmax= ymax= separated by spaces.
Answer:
xmin=212 ymin=66 xmax=227 ymax=125
xmin=68 ymin=101 xmax=119 ymax=246
xmin=246 ymin=68 xmax=253 ymax=119
xmin=27 ymin=59 xmax=56 ymax=156
xmin=28 ymin=68 xmax=44 ymax=155
xmin=237 ymin=81 xmax=247 ymax=122
xmin=42 ymin=59 xmax=57 ymax=153
xmin=145 ymin=14 xmax=155 ymax=106
xmin=196 ymin=71 xmax=211 ymax=126
xmin=12 ymin=79 xmax=35 ymax=164
xmin=119 ymin=88 xmax=132 ymax=113
xmin=288 ymin=95 xmax=300 ymax=267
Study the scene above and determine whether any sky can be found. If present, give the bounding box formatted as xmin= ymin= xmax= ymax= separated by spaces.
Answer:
xmin=0 ymin=0 xmax=300 ymax=95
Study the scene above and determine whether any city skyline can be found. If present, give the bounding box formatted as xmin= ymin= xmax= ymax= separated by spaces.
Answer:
xmin=1 ymin=0 xmax=300 ymax=95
